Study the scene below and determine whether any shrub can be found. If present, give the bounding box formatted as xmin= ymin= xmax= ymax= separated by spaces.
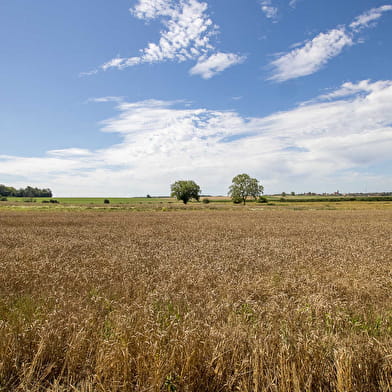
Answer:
xmin=104 ymin=199 xmax=110 ymax=204
xmin=257 ymin=196 xmax=268 ymax=203
xmin=0 ymin=197 xmax=7 ymax=201
xmin=202 ymin=198 xmax=210 ymax=204
xmin=49 ymin=199 xmax=59 ymax=204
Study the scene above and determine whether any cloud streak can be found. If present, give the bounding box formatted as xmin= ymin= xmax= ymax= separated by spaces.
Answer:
xmin=189 ymin=52 xmax=246 ymax=79
xmin=268 ymin=5 xmax=392 ymax=82
xmin=350 ymin=4 xmax=392 ymax=31
xmin=1 ymin=80 xmax=392 ymax=195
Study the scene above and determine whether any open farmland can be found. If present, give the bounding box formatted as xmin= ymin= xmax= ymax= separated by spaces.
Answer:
xmin=0 ymin=209 xmax=392 ymax=391
xmin=3 ymin=197 xmax=172 ymax=205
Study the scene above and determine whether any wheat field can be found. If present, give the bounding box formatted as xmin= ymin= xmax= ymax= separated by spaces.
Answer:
xmin=0 ymin=209 xmax=391 ymax=391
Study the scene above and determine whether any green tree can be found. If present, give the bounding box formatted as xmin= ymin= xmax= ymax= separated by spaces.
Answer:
xmin=228 ymin=173 xmax=264 ymax=205
xmin=170 ymin=180 xmax=201 ymax=204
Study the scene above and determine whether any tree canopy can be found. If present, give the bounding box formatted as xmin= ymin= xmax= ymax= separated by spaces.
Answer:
xmin=228 ymin=174 xmax=264 ymax=205
xmin=170 ymin=180 xmax=201 ymax=204
xmin=0 ymin=184 xmax=52 ymax=198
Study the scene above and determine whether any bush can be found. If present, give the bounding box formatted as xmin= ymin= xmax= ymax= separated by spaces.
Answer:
xmin=0 ymin=197 xmax=7 ymax=201
xmin=50 ymin=199 xmax=59 ymax=204
xmin=202 ymin=198 xmax=210 ymax=204
xmin=104 ymin=199 xmax=110 ymax=204
xmin=257 ymin=196 xmax=268 ymax=203
xmin=232 ymin=197 xmax=242 ymax=204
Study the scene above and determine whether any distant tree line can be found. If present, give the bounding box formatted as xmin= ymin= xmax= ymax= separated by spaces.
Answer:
xmin=0 ymin=184 xmax=52 ymax=197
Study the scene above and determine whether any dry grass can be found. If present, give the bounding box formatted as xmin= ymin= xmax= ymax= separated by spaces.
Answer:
xmin=0 ymin=209 xmax=391 ymax=391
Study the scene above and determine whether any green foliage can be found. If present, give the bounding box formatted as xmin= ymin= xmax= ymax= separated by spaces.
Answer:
xmin=0 ymin=197 xmax=7 ymax=201
xmin=257 ymin=196 xmax=268 ymax=203
xmin=228 ymin=173 xmax=264 ymax=205
xmin=0 ymin=184 xmax=52 ymax=197
xmin=278 ymin=196 xmax=392 ymax=202
xmin=235 ymin=303 xmax=256 ymax=323
xmin=232 ymin=196 xmax=242 ymax=204
xmin=202 ymin=198 xmax=210 ymax=204
xmin=170 ymin=180 xmax=201 ymax=204
xmin=104 ymin=199 xmax=110 ymax=204
xmin=164 ymin=373 xmax=178 ymax=392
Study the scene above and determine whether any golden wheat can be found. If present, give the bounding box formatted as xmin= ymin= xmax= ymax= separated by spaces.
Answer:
xmin=0 ymin=209 xmax=391 ymax=391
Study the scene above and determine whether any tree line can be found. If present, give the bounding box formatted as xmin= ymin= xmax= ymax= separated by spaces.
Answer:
xmin=0 ymin=184 xmax=53 ymax=198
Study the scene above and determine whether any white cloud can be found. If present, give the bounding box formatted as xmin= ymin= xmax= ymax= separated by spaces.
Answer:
xmin=268 ymin=5 xmax=392 ymax=82
xmin=350 ymin=5 xmax=392 ymax=31
xmin=79 ymin=69 xmax=99 ymax=77
xmin=260 ymin=0 xmax=278 ymax=20
xmin=87 ymin=96 xmax=124 ymax=103
xmin=289 ymin=0 xmax=299 ymax=8
xmin=189 ymin=52 xmax=246 ymax=79
xmin=317 ymin=79 xmax=392 ymax=100
xmin=132 ymin=0 xmax=173 ymax=20
xmin=96 ymin=0 xmax=243 ymax=78
xmin=1 ymin=80 xmax=392 ymax=195
xmin=101 ymin=0 xmax=216 ymax=70
xmin=269 ymin=28 xmax=353 ymax=82
xmin=48 ymin=148 xmax=93 ymax=157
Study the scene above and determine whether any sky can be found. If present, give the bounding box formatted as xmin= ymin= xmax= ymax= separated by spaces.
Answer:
xmin=0 ymin=0 xmax=391 ymax=196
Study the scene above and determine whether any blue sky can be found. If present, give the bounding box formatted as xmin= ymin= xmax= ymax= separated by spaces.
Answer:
xmin=1 ymin=0 xmax=391 ymax=196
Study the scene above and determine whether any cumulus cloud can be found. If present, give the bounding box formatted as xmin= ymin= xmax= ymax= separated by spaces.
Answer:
xmin=189 ymin=52 xmax=245 ymax=79
xmin=95 ymin=0 xmax=243 ymax=78
xmin=1 ymin=80 xmax=392 ymax=195
xmin=268 ymin=4 xmax=392 ymax=82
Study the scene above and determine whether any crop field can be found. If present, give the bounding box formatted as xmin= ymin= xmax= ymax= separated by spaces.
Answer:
xmin=1 ymin=197 xmax=392 ymax=213
xmin=3 ymin=197 xmax=172 ymax=205
xmin=0 ymin=208 xmax=392 ymax=391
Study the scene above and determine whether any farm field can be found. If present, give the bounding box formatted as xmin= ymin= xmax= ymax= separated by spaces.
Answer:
xmin=0 ymin=208 xmax=392 ymax=391
xmin=1 ymin=196 xmax=392 ymax=213
xmin=3 ymin=197 xmax=172 ymax=205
